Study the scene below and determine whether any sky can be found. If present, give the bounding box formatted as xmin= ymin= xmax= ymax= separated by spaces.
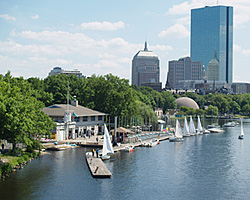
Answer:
xmin=1 ymin=0 xmax=250 ymax=85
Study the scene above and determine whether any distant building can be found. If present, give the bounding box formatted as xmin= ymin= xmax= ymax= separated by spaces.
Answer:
xmin=42 ymin=96 xmax=107 ymax=141
xmin=48 ymin=67 xmax=85 ymax=78
xmin=175 ymin=97 xmax=199 ymax=110
xmin=132 ymin=42 xmax=162 ymax=90
xmin=166 ymin=57 xmax=202 ymax=89
xmin=207 ymin=51 xmax=219 ymax=81
xmin=191 ymin=5 xmax=233 ymax=83
xmin=232 ymin=83 xmax=250 ymax=94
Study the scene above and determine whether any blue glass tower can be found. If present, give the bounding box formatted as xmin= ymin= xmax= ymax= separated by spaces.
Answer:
xmin=191 ymin=6 xmax=233 ymax=83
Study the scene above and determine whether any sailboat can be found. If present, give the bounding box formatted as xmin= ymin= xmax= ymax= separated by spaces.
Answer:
xmin=183 ymin=116 xmax=190 ymax=137
xmin=189 ymin=116 xmax=196 ymax=136
xmin=169 ymin=119 xmax=184 ymax=142
xmin=101 ymin=124 xmax=114 ymax=160
xmin=238 ymin=118 xmax=244 ymax=140
xmin=197 ymin=116 xmax=203 ymax=135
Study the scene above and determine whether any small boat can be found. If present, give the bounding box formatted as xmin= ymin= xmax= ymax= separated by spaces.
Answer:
xmin=148 ymin=139 xmax=159 ymax=147
xmin=101 ymin=124 xmax=114 ymax=160
xmin=207 ymin=124 xmax=220 ymax=129
xmin=208 ymin=128 xmax=225 ymax=133
xmin=183 ymin=116 xmax=190 ymax=137
xmin=140 ymin=141 xmax=150 ymax=147
xmin=224 ymin=122 xmax=237 ymax=127
xmin=196 ymin=116 xmax=203 ymax=135
xmin=123 ymin=145 xmax=134 ymax=152
xmin=169 ymin=119 xmax=184 ymax=142
xmin=189 ymin=116 xmax=196 ymax=136
xmin=203 ymin=129 xmax=210 ymax=134
xmin=238 ymin=118 xmax=244 ymax=140
xmin=47 ymin=144 xmax=72 ymax=151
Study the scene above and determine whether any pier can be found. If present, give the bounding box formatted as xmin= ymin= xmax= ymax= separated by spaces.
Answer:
xmin=85 ymin=152 xmax=112 ymax=178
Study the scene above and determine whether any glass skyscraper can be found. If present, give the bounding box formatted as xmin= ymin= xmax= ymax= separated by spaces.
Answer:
xmin=191 ymin=6 xmax=233 ymax=83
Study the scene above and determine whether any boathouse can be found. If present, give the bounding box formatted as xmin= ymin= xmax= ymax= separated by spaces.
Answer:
xmin=42 ymin=96 xmax=107 ymax=141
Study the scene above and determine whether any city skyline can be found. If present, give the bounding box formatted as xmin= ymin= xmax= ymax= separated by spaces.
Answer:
xmin=1 ymin=0 xmax=250 ymax=83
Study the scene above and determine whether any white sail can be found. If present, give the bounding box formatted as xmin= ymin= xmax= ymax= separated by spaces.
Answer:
xmin=241 ymin=118 xmax=244 ymax=136
xmin=102 ymin=124 xmax=114 ymax=156
xmin=175 ymin=119 xmax=183 ymax=138
xmin=189 ymin=116 xmax=196 ymax=134
xmin=197 ymin=116 xmax=203 ymax=132
xmin=183 ymin=116 xmax=190 ymax=134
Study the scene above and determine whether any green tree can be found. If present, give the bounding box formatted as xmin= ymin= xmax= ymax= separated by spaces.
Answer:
xmin=0 ymin=74 xmax=55 ymax=149
xmin=229 ymin=101 xmax=240 ymax=114
xmin=161 ymin=91 xmax=177 ymax=112
xmin=242 ymin=104 xmax=250 ymax=116
xmin=195 ymin=109 xmax=205 ymax=116
xmin=206 ymin=105 xmax=219 ymax=116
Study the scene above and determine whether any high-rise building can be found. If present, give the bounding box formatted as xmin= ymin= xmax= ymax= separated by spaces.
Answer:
xmin=207 ymin=51 xmax=220 ymax=81
xmin=166 ymin=57 xmax=202 ymax=89
xmin=191 ymin=5 xmax=233 ymax=83
xmin=132 ymin=42 xmax=162 ymax=91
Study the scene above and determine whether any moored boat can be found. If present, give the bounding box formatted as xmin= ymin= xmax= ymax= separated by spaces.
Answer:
xmin=122 ymin=145 xmax=135 ymax=152
xmin=238 ymin=118 xmax=244 ymax=140
xmin=224 ymin=121 xmax=237 ymax=127
xmin=197 ymin=116 xmax=203 ymax=135
xmin=208 ymin=128 xmax=225 ymax=133
xmin=101 ymin=124 xmax=114 ymax=160
xmin=189 ymin=116 xmax=196 ymax=136
xmin=183 ymin=116 xmax=190 ymax=137
xmin=169 ymin=119 xmax=184 ymax=142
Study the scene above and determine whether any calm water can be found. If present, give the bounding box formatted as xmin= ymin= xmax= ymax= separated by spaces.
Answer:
xmin=1 ymin=119 xmax=250 ymax=200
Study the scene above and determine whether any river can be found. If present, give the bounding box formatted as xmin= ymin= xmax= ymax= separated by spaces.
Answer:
xmin=1 ymin=119 xmax=250 ymax=200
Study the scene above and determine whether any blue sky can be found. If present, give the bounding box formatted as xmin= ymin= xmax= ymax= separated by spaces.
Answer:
xmin=1 ymin=0 xmax=250 ymax=84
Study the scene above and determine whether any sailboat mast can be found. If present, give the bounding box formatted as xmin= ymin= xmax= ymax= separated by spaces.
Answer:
xmin=66 ymin=81 xmax=69 ymax=139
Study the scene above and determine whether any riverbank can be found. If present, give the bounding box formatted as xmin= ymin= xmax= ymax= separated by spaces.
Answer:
xmin=0 ymin=150 xmax=44 ymax=179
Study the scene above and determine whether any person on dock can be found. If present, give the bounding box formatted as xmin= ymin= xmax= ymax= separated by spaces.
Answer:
xmin=96 ymin=137 xmax=99 ymax=143
xmin=92 ymin=149 xmax=95 ymax=157
xmin=96 ymin=148 xmax=99 ymax=158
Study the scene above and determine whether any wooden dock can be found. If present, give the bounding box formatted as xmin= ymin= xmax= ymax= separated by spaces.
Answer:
xmin=85 ymin=152 xmax=112 ymax=178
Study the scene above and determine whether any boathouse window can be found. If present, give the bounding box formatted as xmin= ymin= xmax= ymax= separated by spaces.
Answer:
xmin=74 ymin=117 xmax=79 ymax=122
xmin=98 ymin=116 xmax=102 ymax=121
xmin=91 ymin=116 xmax=95 ymax=121
xmin=83 ymin=116 xmax=87 ymax=122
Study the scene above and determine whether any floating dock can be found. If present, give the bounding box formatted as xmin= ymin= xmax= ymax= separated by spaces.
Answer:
xmin=85 ymin=152 xmax=112 ymax=178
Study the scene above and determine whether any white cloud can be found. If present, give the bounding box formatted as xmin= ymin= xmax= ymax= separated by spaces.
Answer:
xmin=234 ymin=44 xmax=250 ymax=56
xmin=168 ymin=0 xmax=250 ymax=28
xmin=0 ymin=14 xmax=16 ymax=21
xmin=158 ymin=24 xmax=189 ymax=38
xmin=79 ymin=21 xmax=125 ymax=31
xmin=174 ymin=16 xmax=190 ymax=25
xmin=0 ymin=29 xmax=174 ymax=79
xmin=31 ymin=14 xmax=39 ymax=19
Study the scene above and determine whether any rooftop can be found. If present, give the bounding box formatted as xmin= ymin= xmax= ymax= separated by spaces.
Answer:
xmin=42 ymin=104 xmax=107 ymax=117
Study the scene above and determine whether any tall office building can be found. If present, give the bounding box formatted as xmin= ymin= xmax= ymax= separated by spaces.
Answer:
xmin=132 ymin=42 xmax=162 ymax=91
xmin=207 ymin=51 xmax=220 ymax=81
xmin=166 ymin=57 xmax=202 ymax=89
xmin=191 ymin=5 xmax=233 ymax=83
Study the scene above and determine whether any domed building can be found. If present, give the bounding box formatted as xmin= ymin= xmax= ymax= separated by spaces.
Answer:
xmin=175 ymin=97 xmax=199 ymax=110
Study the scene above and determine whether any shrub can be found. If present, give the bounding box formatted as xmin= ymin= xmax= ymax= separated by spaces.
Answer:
xmin=23 ymin=155 xmax=30 ymax=162
xmin=1 ymin=163 xmax=13 ymax=174
xmin=17 ymin=157 xmax=25 ymax=164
